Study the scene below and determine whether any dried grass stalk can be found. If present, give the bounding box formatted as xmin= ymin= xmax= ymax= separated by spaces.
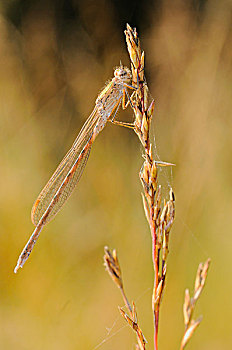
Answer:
xmin=104 ymin=247 xmax=147 ymax=349
xmin=104 ymin=24 xmax=210 ymax=350
xmin=124 ymin=23 xmax=175 ymax=350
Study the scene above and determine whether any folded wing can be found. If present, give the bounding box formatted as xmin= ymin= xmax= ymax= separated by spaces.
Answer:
xmin=31 ymin=107 xmax=100 ymax=226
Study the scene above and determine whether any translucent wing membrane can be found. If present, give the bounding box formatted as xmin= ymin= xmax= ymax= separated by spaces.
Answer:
xmin=31 ymin=107 xmax=100 ymax=226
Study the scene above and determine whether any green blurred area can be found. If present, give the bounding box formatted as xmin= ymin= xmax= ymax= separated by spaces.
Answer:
xmin=0 ymin=0 xmax=232 ymax=349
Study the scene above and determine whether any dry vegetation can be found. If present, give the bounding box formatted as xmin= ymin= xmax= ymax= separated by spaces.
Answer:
xmin=0 ymin=1 xmax=231 ymax=349
xmin=104 ymin=24 xmax=210 ymax=350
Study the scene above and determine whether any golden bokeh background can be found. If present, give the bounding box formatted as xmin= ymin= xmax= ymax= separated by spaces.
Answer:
xmin=0 ymin=0 xmax=231 ymax=349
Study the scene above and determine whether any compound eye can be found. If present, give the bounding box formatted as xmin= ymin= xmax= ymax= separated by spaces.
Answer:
xmin=114 ymin=67 xmax=130 ymax=81
xmin=119 ymin=70 xmax=127 ymax=79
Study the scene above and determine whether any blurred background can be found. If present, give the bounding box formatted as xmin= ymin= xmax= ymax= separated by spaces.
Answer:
xmin=0 ymin=0 xmax=231 ymax=349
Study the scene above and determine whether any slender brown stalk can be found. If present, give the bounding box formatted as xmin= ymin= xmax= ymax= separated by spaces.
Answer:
xmin=124 ymin=23 xmax=175 ymax=350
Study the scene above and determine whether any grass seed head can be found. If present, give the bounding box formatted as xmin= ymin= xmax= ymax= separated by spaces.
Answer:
xmin=104 ymin=246 xmax=123 ymax=289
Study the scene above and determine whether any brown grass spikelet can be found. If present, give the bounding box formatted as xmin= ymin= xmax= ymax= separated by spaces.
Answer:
xmin=181 ymin=317 xmax=203 ymax=350
xmin=104 ymin=246 xmax=134 ymax=314
xmin=103 ymin=246 xmax=123 ymax=290
xmin=180 ymin=259 xmax=211 ymax=349
xmin=119 ymin=305 xmax=147 ymax=350
xmin=104 ymin=246 xmax=146 ymax=348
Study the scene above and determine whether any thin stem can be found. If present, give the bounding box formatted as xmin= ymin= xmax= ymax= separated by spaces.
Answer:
xmin=154 ymin=309 xmax=159 ymax=350
xmin=120 ymin=286 xmax=133 ymax=315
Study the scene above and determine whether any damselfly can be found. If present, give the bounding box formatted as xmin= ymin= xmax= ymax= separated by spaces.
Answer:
xmin=14 ymin=65 xmax=134 ymax=273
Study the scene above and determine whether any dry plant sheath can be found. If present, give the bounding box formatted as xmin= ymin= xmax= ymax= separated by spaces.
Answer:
xmin=104 ymin=24 xmax=210 ymax=350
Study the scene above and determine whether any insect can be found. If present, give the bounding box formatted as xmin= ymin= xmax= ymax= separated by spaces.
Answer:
xmin=14 ymin=65 xmax=135 ymax=273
